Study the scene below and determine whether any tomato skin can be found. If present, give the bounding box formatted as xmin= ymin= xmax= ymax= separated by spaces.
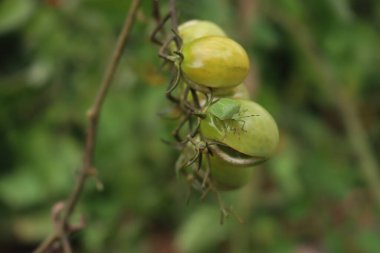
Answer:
xmin=181 ymin=36 xmax=250 ymax=88
xmin=209 ymin=155 xmax=254 ymax=191
xmin=178 ymin=20 xmax=226 ymax=45
xmin=176 ymin=140 xmax=254 ymax=191
xmin=213 ymin=84 xmax=250 ymax=99
xmin=184 ymin=83 xmax=249 ymax=106
xmin=200 ymin=99 xmax=279 ymax=158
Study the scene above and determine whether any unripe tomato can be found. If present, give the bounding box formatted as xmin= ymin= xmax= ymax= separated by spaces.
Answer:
xmin=176 ymin=140 xmax=254 ymax=191
xmin=208 ymin=154 xmax=254 ymax=191
xmin=184 ymin=83 xmax=250 ymax=106
xmin=213 ymin=84 xmax=250 ymax=99
xmin=200 ymin=99 xmax=279 ymax=158
xmin=181 ymin=36 xmax=250 ymax=88
xmin=178 ymin=20 xmax=226 ymax=45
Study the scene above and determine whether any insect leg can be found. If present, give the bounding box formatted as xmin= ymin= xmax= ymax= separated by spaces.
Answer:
xmin=241 ymin=119 xmax=247 ymax=132
xmin=220 ymin=120 xmax=229 ymax=140
xmin=236 ymin=114 xmax=259 ymax=131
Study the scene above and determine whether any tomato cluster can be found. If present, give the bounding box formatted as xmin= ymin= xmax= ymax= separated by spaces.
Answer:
xmin=154 ymin=19 xmax=279 ymax=215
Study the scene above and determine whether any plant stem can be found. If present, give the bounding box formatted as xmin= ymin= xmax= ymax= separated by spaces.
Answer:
xmin=33 ymin=0 xmax=141 ymax=252
xmin=61 ymin=0 xmax=141 ymax=224
xmin=170 ymin=0 xmax=178 ymax=33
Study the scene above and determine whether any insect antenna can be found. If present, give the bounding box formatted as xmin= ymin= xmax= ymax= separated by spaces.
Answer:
xmin=238 ymin=114 xmax=260 ymax=118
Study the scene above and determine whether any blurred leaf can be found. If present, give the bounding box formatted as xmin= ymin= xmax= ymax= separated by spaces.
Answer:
xmin=0 ymin=169 xmax=46 ymax=208
xmin=175 ymin=205 xmax=229 ymax=253
xmin=0 ymin=126 xmax=81 ymax=209
xmin=323 ymin=22 xmax=379 ymax=91
xmin=327 ymin=0 xmax=352 ymax=21
xmin=26 ymin=58 xmax=54 ymax=87
xmin=0 ymin=0 xmax=35 ymax=34
xmin=251 ymin=216 xmax=279 ymax=247
xmin=252 ymin=18 xmax=280 ymax=49
xmin=11 ymin=212 xmax=51 ymax=242
xmin=269 ymin=136 xmax=303 ymax=199
xmin=355 ymin=229 xmax=380 ymax=253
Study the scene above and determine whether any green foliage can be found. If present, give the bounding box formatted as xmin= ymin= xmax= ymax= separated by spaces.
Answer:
xmin=175 ymin=205 xmax=229 ymax=253
xmin=0 ymin=0 xmax=379 ymax=252
xmin=0 ymin=0 xmax=35 ymax=34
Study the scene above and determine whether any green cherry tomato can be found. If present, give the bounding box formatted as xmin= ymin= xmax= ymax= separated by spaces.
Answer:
xmin=201 ymin=99 xmax=279 ymax=158
xmin=184 ymin=83 xmax=250 ymax=105
xmin=209 ymin=154 xmax=254 ymax=191
xmin=213 ymin=84 xmax=250 ymax=99
xmin=181 ymin=36 xmax=250 ymax=88
xmin=176 ymin=140 xmax=254 ymax=191
xmin=178 ymin=20 xmax=226 ymax=45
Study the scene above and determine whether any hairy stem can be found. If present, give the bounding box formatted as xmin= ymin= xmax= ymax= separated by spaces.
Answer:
xmin=33 ymin=1 xmax=141 ymax=252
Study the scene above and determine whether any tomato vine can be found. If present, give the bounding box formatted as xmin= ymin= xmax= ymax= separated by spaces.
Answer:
xmin=152 ymin=1 xmax=279 ymax=223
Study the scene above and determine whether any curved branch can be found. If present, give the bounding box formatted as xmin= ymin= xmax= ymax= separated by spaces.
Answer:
xmin=33 ymin=1 xmax=141 ymax=252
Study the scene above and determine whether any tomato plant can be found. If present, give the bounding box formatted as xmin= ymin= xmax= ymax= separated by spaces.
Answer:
xmin=153 ymin=15 xmax=278 ymax=221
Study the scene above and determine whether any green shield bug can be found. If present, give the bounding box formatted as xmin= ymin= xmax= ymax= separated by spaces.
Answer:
xmin=201 ymin=99 xmax=279 ymax=158
xmin=208 ymin=98 xmax=241 ymax=120
xmin=206 ymin=98 xmax=258 ymax=136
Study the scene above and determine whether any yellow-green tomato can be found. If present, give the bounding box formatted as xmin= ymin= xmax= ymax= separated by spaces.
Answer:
xmin=181 ymin=36 xmax=250 ymax=88
xmin=178 ymin=20 xmax=226 ymax=45
xmin=200 ymin=99 xmax=279 ymax=158
xmin=213 ymin=84 xmax=250 ymax=99
xmin=209 ymin=154 xmax=254 ymax=191
xmin=176 ymin=143 xmax=254 ymax=191
xmin=185 ymin=83 xmax=250 ymax=106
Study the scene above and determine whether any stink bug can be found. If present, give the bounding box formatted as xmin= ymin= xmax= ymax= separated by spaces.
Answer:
xmin=206 ymin=98 xmax=258 ymax=136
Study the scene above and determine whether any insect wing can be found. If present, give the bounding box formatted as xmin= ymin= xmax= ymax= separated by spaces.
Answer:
xmin=208 ymin=98 xmax=240 ymax=120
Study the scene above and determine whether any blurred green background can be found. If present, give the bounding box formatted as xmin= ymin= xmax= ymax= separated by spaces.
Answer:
xmin=1 ymin=0 xmax=380 ymax=252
